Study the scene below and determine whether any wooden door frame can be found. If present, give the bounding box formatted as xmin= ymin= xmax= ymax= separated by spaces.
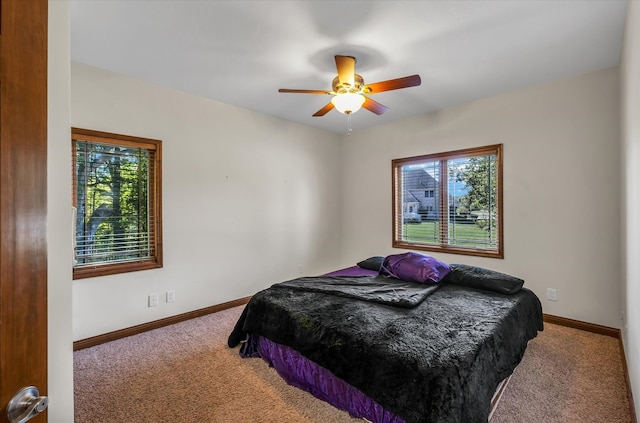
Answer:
xmin=0 ymin=0 xmax=48 ymax=422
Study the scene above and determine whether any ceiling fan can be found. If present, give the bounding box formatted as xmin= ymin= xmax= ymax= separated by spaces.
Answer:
xmin=279 ymin=55 xmax=421 ymax=117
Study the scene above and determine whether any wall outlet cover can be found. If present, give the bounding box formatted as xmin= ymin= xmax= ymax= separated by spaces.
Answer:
xmin=166 ymin=290 xmax=175 ymax=303
xmin=148 ymin=293 xmax=159 ymax=307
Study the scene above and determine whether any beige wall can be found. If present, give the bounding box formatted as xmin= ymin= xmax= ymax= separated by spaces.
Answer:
xmin=70 ymin=63 xmax=624 ymax=336
xmin=70 ymin=63 xmax=343 ymax=340
xmin=48 ymin=1 xmax=74 ymax=421
xmin=340 ymin=67 xmax=622 ymax=328
xmin=621 ymin=0 xmax=640 ymax=414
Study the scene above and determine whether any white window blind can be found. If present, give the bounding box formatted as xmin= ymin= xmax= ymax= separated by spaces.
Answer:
xmin=72 ymin=128 xmax=162 ymax=278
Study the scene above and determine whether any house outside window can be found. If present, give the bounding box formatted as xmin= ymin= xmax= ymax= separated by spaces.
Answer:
xmin=72 ymin=128 xmax=163 ymax=279
xmin=392 ymin=144 xmax=503 ymax=258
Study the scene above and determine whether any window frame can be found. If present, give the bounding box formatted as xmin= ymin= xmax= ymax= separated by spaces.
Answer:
xmin=71 ymin=127 xmax=163 ymax=279
xmin=392 ymin=144 xmax=503 ymax=259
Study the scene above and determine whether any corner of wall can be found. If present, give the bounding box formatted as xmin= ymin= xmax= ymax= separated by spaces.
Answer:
xmin=48 ymin=0 xmax=75 ymax=421
xmin=621 ymin=0 xmax=640 ymax=419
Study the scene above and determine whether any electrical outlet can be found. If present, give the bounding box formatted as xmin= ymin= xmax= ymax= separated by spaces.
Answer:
xmin=166 ymin=290 xmax=175 ymax=303
xmin=546 ymin=288 xmax=557 ymax=302
xmin=148 ymin=293 xmax=159 ymax=307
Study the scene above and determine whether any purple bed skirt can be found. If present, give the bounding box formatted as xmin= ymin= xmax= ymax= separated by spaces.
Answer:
xmin=239 ymin=265 xmax=404 ymax=423
xmin=241 ymin=335 xmax=405 ymax=423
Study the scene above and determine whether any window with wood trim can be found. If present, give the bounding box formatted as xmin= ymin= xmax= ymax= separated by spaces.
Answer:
xmin=72 ymin=128 xmax=163 ymax=279
xmin=392 ymin=144 xmax=503 ymax=258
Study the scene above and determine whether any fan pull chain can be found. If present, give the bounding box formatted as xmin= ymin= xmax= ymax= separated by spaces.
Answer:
xmin=347 ymin=114 xmax=352 ymax=136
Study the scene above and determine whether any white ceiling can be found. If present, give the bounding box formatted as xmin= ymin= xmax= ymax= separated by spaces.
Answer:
xmin=70 ymin=0 xmax=629 ymax=135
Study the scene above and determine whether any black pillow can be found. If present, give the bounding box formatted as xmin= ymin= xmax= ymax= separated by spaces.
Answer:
xmin=357 ymin=256 xmax=385 ymax=272
xmin=444 ymin=264 xmax=524 ymax=294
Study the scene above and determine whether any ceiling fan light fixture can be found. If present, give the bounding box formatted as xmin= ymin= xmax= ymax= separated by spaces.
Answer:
xmin=279 ymin=55 xmax=420 ymax=118
xmin=331 ymin=93 xmax=365 ymax=114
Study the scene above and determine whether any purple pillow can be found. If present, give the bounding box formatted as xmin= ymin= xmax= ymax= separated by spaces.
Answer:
xmin=380 ymin=252 xmax=451 ymax=284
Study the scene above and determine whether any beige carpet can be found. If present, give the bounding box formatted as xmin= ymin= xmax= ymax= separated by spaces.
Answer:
xmin=74 ymin=306 xmax=633 ymax=422
xmin=490 ymin=323 xmax=632 ymax=423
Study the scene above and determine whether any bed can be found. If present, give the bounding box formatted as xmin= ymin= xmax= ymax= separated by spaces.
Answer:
xmin=228 ymin=253 xmax=543 ymax=423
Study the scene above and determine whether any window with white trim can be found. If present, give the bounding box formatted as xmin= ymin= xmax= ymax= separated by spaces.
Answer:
xmin=72 ymin=128 xmax=163 ymax=279
xmin=392 ymin=144 xmax=503 ymax=258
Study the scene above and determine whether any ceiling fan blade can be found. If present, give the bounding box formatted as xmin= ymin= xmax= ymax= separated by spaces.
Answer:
xmin=362 ymin=96 xmax=389 ymax=115
xmin=335 ymin=55 xmax=355 ymax=87
xmin=363 ymin=74 xmax=421 ymax=94
xmin=279 ymin=89 xmax=331 ymax=94
xmin=313 ymin=102 xmax=335 ymax=117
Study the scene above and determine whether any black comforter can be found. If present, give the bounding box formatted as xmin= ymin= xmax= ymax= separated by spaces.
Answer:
xmin=229 ymin=275 xmax=543 ymax=423
xmin=275 ymin=275 xmax=441 ymax=308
